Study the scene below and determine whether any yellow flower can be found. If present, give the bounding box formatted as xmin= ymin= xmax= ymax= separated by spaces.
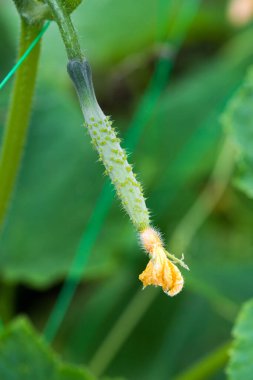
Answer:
xmin=138 ymin=227 xmax=185 ymax=296
xmin=139 ymin=246 xmax=184 ymax=297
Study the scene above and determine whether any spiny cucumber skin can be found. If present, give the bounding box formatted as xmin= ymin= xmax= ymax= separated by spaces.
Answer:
xmin=67 ymin=59 xmax=150 ymax=230
xmin=88 ymin=117 xmax=150 ymax=229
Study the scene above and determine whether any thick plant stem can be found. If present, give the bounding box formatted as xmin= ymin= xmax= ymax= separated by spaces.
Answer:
xmin=0 ymin=20 xmax=42 ymax=230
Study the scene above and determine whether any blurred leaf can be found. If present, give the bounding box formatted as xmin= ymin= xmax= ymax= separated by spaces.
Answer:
xmin=226 ymin=298 xmax=253 ymax=380
xmin=66 ymin=0 xmax=179 ymax=68
xmin=0 ymin=0 xmax=231 ymax=76
xmin=147 ymin=294 xmax=229 ymax=380
xmin=145 ymin=28 xmax=253 ymax=221
xmin=60 ymin=268 xmax=134 ymax=362
xmin=0 ymin=317 xmax=95 ymax=380
xmin=0 ymin=85 xmax=110 ymax=287
xmin=223 ymin=67 xmax=253 ymax=198
xmin=173 ymin=186 xmax=253 ymax=320
xmin=0 ymin=0 xmax=189 ymax=93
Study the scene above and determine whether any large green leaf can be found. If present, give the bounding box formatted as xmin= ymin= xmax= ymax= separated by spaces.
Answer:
xmin=0 ymin=317 xmax=95 ymax=380
xmin=223 ymin=67 xmax=253 ymax=198
xmin=226 ymin=299 xmax=253 ymax=380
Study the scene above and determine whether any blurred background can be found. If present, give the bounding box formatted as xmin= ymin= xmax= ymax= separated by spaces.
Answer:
xmin=1 ymin=0 xmax=253 ymax=379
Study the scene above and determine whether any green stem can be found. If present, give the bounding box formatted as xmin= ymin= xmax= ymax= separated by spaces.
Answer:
xmin=0 ymin=20 xmax=42 ymax=230
xmin=12 ymin=0 xmax=49 ymax=24
xmin=44 ymin=0 xmax=82 ymax=59
xmin=173 ymin=342 xmax=230 ymax=380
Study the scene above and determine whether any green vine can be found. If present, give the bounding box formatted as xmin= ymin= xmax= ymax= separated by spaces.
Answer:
xmin=0 ymin=19 xmax=42 ymax=230
xmin=44 ymin=0 xmax=82 ymax=59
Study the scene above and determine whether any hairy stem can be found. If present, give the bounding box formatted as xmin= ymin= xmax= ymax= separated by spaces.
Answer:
xmin=44 ymin=0 xmax=82 ymax=59
xmin=0 ymin=20 xmax=42 ymax=230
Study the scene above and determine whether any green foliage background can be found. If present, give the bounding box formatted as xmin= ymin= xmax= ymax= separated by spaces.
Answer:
xmin=0 ymin=0 xmax=253 ymax=379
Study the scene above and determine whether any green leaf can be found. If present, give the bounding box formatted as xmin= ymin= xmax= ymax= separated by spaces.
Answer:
xmin=227 ymin=298 xmax=253 ymax=380
xmin=0 ymin=317 xmax=95 ymax=380
xmin=223 ymin=67 xmax=253 ymax=198
xmin=0 ymin=85 xmax=107 ymax=287
xmin=141 ymin=27 xmax=253 ymax=219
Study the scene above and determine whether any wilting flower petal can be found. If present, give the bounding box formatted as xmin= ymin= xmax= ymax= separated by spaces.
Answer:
xmin=139 ymin=246 xmax=184 ymax=296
